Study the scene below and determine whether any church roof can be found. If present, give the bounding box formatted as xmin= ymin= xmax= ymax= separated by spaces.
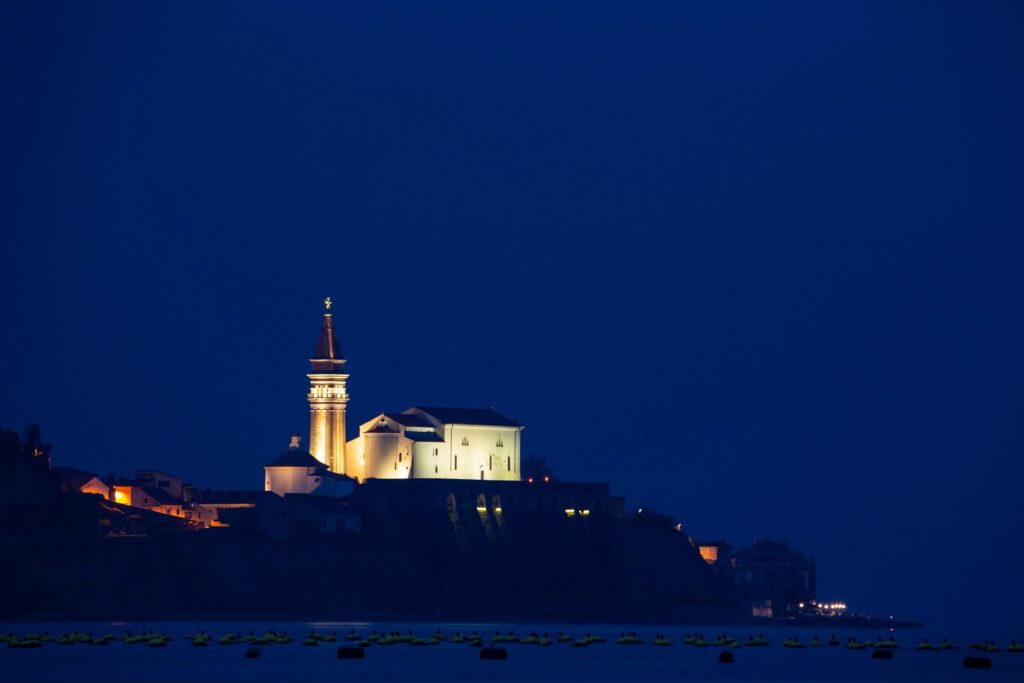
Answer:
xmin=366 ymin=424 xmax=398 ymax=434
xmin=384 ymin=413 xmax=434 ymax=428
xmin=265 ymin=448 xmax=325 ymax=469
xmin=412 ymin=407 xmax=520 ymax=427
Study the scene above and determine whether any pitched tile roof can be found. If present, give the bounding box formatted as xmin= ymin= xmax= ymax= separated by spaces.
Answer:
xmin=265 ymin=448 xmax=326 ymax=469
xmin=412 ymin=407 xmax=520 ymax=427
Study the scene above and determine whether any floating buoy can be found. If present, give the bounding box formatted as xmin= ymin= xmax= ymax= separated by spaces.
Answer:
xmin=480 ymin=647 xmax=507 ymax=660
xmin=244 ymin=646 xmax=261 ymax=659
xmin=337 ymin=646 xmax=365 ymax=659
xmin=718 ymin=651 xmax=735 ymax=664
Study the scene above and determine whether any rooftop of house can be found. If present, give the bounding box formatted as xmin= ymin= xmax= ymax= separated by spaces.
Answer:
xmin=265 ymin=448 xmax=325 ymax=469
xmin=138 ymin=486 xmax=182 ymax=505
xmin=52 ymin=466 xmax=104 ymax=489
xmin=192 ymin=490 xmax=274 ymax=505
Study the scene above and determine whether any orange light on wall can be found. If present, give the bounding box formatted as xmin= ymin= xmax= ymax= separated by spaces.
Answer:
xmin=699 ymin=546 xmax=719 ymax=564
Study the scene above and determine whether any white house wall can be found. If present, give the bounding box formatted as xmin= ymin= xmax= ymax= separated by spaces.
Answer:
xmin=265 ymin=467 xmax=322 ymax=496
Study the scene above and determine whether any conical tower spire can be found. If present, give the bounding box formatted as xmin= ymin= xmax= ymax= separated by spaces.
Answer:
xmin=312 ymin=297 xmax=345 ymax=368
xmin=307 ymin=297 xmax=349 ymax=473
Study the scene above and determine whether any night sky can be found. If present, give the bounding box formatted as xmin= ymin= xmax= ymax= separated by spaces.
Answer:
xmin=2 ymin=2 xmax=1022 ymax=631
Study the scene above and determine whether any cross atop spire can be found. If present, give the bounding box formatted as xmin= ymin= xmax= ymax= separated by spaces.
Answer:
xmin=324 ymin=296 xmax=332 ymax=312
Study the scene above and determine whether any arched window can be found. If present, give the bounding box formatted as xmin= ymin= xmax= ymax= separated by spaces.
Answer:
xmin=446 ymin=493 xmax=459 ymax=524
xmin=461 ymin=436 xmax=470 ymax=446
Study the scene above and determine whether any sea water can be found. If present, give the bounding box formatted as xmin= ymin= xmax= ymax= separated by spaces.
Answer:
xmin=1 ymin=621 xmax=1022 ymax=683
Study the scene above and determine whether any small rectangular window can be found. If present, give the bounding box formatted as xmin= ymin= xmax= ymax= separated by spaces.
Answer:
xmin=454 ymin=455 xmax=458 ymax=470
xmin=507 ymin=456 xmax=511 ymax=471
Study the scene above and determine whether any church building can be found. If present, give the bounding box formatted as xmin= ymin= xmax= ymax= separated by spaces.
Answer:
xmin=305 ymin=299 xmax=524 ymax=483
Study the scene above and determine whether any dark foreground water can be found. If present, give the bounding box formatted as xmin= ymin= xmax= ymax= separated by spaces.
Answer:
xmin=1 ymin=622 xmax=1022 ymax=683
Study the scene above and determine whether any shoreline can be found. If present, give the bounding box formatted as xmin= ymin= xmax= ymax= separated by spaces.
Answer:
xmin=0 ymin=611 xmax=922 ymax=630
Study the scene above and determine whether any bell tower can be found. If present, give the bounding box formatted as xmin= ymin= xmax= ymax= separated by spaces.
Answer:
xmin=307 ymin=297 xmax=349 ymax=474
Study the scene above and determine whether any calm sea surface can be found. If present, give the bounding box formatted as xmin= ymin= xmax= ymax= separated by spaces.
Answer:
xmin=1 ymin=621 xmax=1022 ymax=683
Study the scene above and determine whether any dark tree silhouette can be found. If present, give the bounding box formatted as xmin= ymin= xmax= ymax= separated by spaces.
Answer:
xmin=521 ymin=453 xmax=554 ymax=480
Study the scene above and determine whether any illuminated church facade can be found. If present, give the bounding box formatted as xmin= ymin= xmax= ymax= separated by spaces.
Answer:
xmin=305 ymin=299 xmax=523 ymax=483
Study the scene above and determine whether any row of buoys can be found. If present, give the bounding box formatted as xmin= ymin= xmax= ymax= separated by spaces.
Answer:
xmin=5 ymin=628 xmax=1024 ymax=653
xmin=916 ymin=637 xmax=955 ymax=651
xmin=846 ymin=636 xmax=895 ymax=650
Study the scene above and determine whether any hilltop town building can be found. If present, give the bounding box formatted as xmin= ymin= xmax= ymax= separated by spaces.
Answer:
xmin=734 ymin=539 xmax=817 ymax=618
xmin=305 ymin=300 xmax=524 ymax=482
xmin=52 ymin=466 xmax=110 ymax=499
xmin=264 ymin=434 xmax=355 ymax=497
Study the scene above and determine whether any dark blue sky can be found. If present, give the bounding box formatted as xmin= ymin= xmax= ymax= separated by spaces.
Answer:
xmin=2 ymin=2 xmax=1022 ymax=631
